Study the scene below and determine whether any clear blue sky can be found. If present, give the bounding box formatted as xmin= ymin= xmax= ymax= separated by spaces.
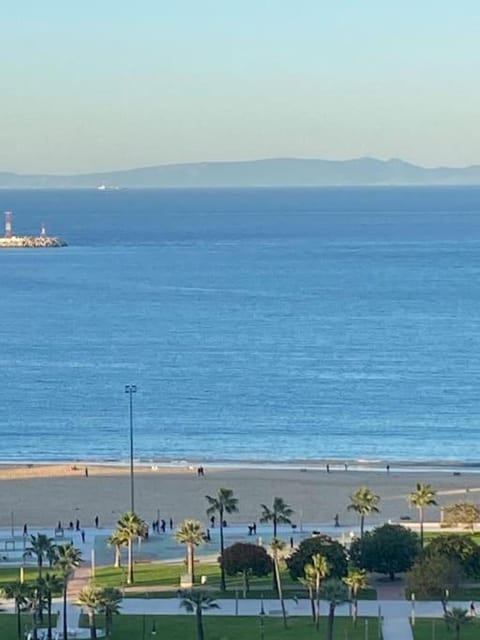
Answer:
xmin=2 ymin=0 xmax=479 ymax=173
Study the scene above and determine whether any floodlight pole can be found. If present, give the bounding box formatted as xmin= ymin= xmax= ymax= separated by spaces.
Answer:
xmin=125 ymin=384 xmax=137 ymax=513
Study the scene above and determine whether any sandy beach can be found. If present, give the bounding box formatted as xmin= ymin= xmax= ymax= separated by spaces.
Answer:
xmin=1 ymin=462 xmax=479 ymax=531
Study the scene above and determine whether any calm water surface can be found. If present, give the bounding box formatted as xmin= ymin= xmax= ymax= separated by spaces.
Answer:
xmin=1 ymin=187 xmax=479 ymax=464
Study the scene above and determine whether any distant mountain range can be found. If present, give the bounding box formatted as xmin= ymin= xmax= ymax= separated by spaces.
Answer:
xmin=2 ymin=157 xmax=480 ymax=188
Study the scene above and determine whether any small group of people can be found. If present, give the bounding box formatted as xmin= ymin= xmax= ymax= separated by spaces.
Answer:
xmin=152 ymin=519 xmax=166 ymax=533
xmin=209 ymin=515 xmax=227 ymax=528
xmin=152 ymin=517 xmax=174 ymax=532
xmin=247 ymin=522 xmax=257 ymax=535
xmin=197 ymin=466 xmax=205 ymax=477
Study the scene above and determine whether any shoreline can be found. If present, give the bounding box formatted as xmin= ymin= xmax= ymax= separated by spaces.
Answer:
xmin=1 ymin=457 xmax=480 ymax=475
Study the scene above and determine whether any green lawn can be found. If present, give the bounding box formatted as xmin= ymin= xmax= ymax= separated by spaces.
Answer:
xmin=0 ymin=614 xmax=57 ymax=640
xmin=413 ymin=618 xmax=480 ymax=639
xmin=0 ymin=566 xmax=39 ymax=586
xmin=93 ymin=562 xmax=376 ymax=599
xmin=80 ymin=614 xmax=379 ymax=640
xmin=0 ymin=617 xmax=18 ymax=640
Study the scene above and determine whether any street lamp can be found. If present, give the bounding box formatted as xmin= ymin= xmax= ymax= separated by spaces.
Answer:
xmin=125 ymin=384 xmax=137 ymax=513
xmin=259 ymin=597 xmax=265 ymax=640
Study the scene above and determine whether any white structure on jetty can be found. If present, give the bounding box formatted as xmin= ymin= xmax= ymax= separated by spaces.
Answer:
xmin=0 ymin=211 xmax=67 ymax=248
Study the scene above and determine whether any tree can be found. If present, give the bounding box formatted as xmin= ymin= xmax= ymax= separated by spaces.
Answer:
xmin=220 ymin=542 xmax=272 ymax=594
xmin=443 ymin=503 xmax=480 ymax=531
xmin=286 ymin=535 xmax=348 ymax=581
xmin=25 ymin=583 xmax=42 ymax=640
xmin=27 ymin=534 xmax=56 ymax=577
xmin=323 ymin=578 xmax=350 ymax=640
xmin=270 ymin=538 xmax=288 ymax=629
xmin=180 ymin=590 xmax=219 ymax=640
xmin=97 ymin=587 xmax=122 ymax=637
xmin=304 ymin=553 xmax=329 ymax=630
xmin=347 ymin=487 xmax=380 ymax=537
xmin=55 ymin=543 xmax=83 ymax=640
xmin=38 ymin=573 xmax=63 ymax=640
xmin=175 ymin=520 xmax=205 ymax=584
xmin=205 ymin=488 xmax=239 ymax=591
xmin=299 ymin=567 xmax=317 ymax=622
xmin=405 ymin=555 xmax=464 ymax=601
xmin=260 ymin=497 xmax=293 ymax=538
xmin=2 ymin=581 xmax=30 ymax=640
xmin=408 ymin=483 xmax=437 ymax=548
xmin=350 ymin=524 xmax=419 ymax=580
xmin=107 ymin=530 xmax=128 ymax=568
xmin=444 ymin=607 xmax=473 ymax=640
xmin=425 ymin=534 xmax=480 ymax=578
xmin=77 ymin=585 xmax=102 ymax=639
xmin=116 ymin=512 xmax=146 ymax=585
xmin=343 ymin=568 xmax=367 ymax=626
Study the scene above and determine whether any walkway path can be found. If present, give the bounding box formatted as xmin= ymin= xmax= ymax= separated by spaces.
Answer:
xmin=68 ymin=566 xmax=91 ymax=598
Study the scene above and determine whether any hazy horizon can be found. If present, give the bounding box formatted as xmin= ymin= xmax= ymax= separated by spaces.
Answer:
xmin=3 ymin=1 xmax=479 ymax=173
xmin=3 ymin=155 xmax=480 ymax=178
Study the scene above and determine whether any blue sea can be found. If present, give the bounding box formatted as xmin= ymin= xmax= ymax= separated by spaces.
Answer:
xmin=1 ymin=186 xmax=480 ymax=465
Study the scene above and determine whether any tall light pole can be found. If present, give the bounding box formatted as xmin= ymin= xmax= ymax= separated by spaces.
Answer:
xmin=125 ymin=384 xmax=137 ymax=513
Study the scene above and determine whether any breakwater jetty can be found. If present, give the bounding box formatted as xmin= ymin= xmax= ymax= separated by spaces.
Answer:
xmin=0 ymin=211 xmax=67 ymax=248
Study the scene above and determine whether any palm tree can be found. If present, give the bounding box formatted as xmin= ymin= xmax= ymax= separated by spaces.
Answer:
xmin=270 ymin=538 xmax=288 ymax=629
xmin=77 ymin=585 xmax=102 ymax=639
xmin=304 ymin=553 xmax=329 ymax=630
xmin=97 ymin=586 xmax=122 ymax=637
xmin=175 ymin=520 xmax=205 ymax=584
xmin=2 ymin=580 xmax=30 ymax=640
xmin=323 ymin=578 xmax=349 ymax=640
xmin=409 ymin=483 xmax=437 ymax=548
xmin=46 ymin=545 xmax=59 ymax=569
xmin=444 ymin=607 xmax=472 ymax=640
xmin=55 ymin=543 xmax=82 ymax=640
xmin=261 ymin=498 xmax=293 ymax=591
xmin=116 ymin=512 xmax=146 ymax=585
xmin=347 ymin=487 xmax=380 ymax=537
xmin=260 ymin=497 xmax=293 ymax=538
xmin=343 ymin=568 xmax=367 ymax=626
xmin=107 ymin=530 xmax=128 ymax=568
xmin=299 ymin=569 xmax=316 ymax=622
xmin=27 ymin=534 xmax=56 ymax=577
xmin=40 ymin=573 xmax=63 ymax=640
xmin=25 ymin=584 xmax=41 ymax=640
xmin=205 ymin=488 xmax=239 ymax=591
xmin=181 ymin=590 xmax=219 ymax=640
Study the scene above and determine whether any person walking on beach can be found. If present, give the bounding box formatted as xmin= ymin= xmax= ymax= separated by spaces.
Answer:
xmin=85 ymin=467 xmax=89 ymax=478
xmin=81 ymin=530 xmax=86 ymax=543
xmin=169 ymin=517 xmax=173 ymax=530
xmin=75 ymin=519 xmax=80 ymax=531
xmin=23 ymin=524 xmax=28 ymax=536
xmin=470 ymin=601 xmax=476 ymax=616
xmin=210 ymin=515 xmax=215 ymax=528
xmin=94 ymin=515 xmax=99 ymax=528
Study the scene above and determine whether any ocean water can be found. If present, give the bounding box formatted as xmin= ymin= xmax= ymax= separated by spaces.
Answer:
xmin=1 ymin=186 xmax=480 ymax=465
